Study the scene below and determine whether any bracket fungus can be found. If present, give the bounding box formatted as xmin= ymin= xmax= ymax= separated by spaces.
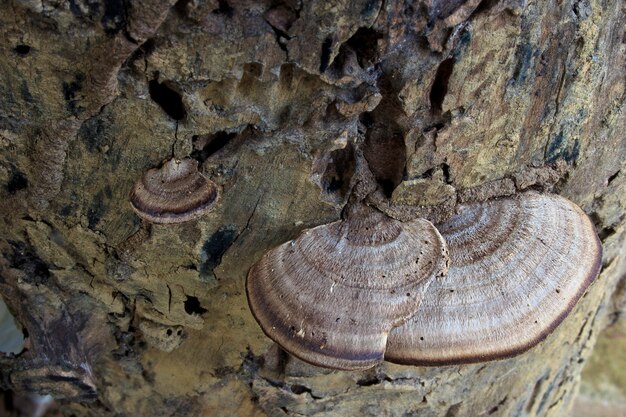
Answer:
xmin=130 ymin=158 xmax=219 ymax=224
xmin=385 ymin=192 xmax=602 ymax=365
xmin=246 ymin=205 xmax=449 ymax=370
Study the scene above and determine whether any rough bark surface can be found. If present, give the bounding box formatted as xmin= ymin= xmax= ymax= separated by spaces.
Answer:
xmin=0 ymin=0 xmax=624 ymax=416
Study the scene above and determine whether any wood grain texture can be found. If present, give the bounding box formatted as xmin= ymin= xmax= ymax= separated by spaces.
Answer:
xmin=386 ymin=192 xmax=602 ymax=365
xmin=130 ymin=158 xmax=219 ymax=223
xmin=247 ymin=205 xmax=449 ymax=370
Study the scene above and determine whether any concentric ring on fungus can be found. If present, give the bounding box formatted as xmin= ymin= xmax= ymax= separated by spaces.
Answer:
xmin=246 ymin=205 xmax=449 ymax=370
xmin=129 ymin=158 xmax=219 ymax=224
xmin=385 ymin=192 xmax=602 ymax=365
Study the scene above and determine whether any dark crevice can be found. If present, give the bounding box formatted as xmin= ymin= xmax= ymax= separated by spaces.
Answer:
xmin=13 ymin=45 xmax=31 ymax=55
xmin=589 ymin=212 xmax=618 ymax=241
xmin=442 ymin=162 xmax=451 ymax=183
xmin=148 ymin=79 xmax=186 ymax=120
xmin=599 ymin=226 xmax=617 ymax=241
xmin=471 ymin=0 xmax=500 ymax=18
xmin=319 ymin=37 xmax=333 ymax=73
xmin=323 ymin=27 xmax=382 ymax=85
xmin=101 ymin=0 xmax=127 ymax=36
xmin=191 ymin=131 xmax=237 ymax=163
xmin=212 ymin=0 xmax=234 ymax=17
xmin=510 ymin=42 xmax=533 ymax=86
xmin=607 ymin=170 xmax=620 ymax=185
xmin=183 ymin=296 xmax=207 ymax=315
xmin=7 ymin=241 xmax=50 ymax=285
xmin=243 ymin=62 xmax=263 ymax=79
xmin=361 ymin=120 xmax=406 ymax=197
xmin=6 ymin=170 xmax=28 ymax=194
xmin=62 ymin=72 xmax=86 ymax=116
xmin=345 ymin=27 xmax=383 ymax=68
xmin=270 ymin=25 xmax=290 ymax=52
xmin=290 ymin=384 xmax=321 ymax=399
xmin=125 ymin=38 xmax=156 ymax=68
xmin=3 ymin=390 xmax=15 ymax=411
xmin=431 ymin=0 xmax=467 ymax=20
xmin=356 ymin=376 xmax=381 ymax=386
xmin=359 ymin=69 xmax=407 ymax=196
xmin=320 ymin=144 xmax=356 ymax=198
xmin=430 ymin=58 xmax=455 ymax=112
xmin=174 ymin=0 xmax=191 ymax=16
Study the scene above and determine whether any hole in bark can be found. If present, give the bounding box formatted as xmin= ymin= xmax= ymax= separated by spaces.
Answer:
xmin=149 ymin=79 xmax=186 ymax=120
xmin=319 ymin=37 xmax=333 ymax=73
xmin=7 ymin=241 xmax=50 ymax=285
xmin=244 ymin=62 xmax=263 ymax=78
xmin=6 ymin=170 xmax=28 ymax=194
xmin=362 ymin=122 xmax=406 ymax=197
xmin=430 ymin=58 xmax=455 ymax=112
xmin=607 ymin=170 xmax=619 ymax=185
xmin=212 ymin=0 xmax=234 ymax=17
xmin=13 ymin=45 xmax=31 ymax=55
xmin=101 ymin=0 xmax=127 ymax=35
xmin=191 ymin=131 xmax=237 ymax=162
xmin=3 ymin=390 xmax=15 ymax=411
xmin=62 ymin=73 xmax=85 ymax=116
xmin=598 ymin=226 xmax=616 ymax=241
xmin=346 ymin=27 xmax=382 ymax=68
xmin=472 ymin=0 xmax=500 ymax=17
xmin=589 ymin=212 xmax=617 ymax=241
xmin=290 ymin=384 xmax=310 ymax=394
xmin=356 ymin=377 xmax=380 ymax=386
xmin=166 ymin=329 xmax=172 ymax=336
xmin=268 ymin=26 xmax=290 ymax=52
xmin=442 ymin=162 xmax=451 ymax=183
xmin=321 ymin=145 xmax=355 ymax=196
xmin=184 ymin=296 xmax=207 ymax=315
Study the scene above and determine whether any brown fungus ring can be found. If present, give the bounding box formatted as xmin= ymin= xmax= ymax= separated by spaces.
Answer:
xmin=385 ymin=192 xmax=602 ymax=365
xmin=129 ymin=158 xmax=219 ymax=224
xmin=246 ymin=205 xmax=449 ymax=370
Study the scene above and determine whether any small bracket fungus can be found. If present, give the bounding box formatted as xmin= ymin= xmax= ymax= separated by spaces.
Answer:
xmin=385 ymin=192 xmax=602 ymax=365
xmin=129 ymin=158 xmax=219 ymax=224
xmin=246 ymin=205 xmax=449 ymax=370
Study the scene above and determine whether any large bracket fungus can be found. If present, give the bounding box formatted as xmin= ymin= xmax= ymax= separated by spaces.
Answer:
xmin=385 ymin=192 xmax=602 ymax=365
xmin=246 ymin=205 xmax=449 ymax=370
xmin=247 ymin=191 xmax=601 ymax=370
xmin=129 ymin=158 xmax=219 ymax=224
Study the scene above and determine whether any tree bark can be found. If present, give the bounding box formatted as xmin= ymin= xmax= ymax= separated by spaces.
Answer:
xmin=0 ymin=0 xmax=625 ymax=416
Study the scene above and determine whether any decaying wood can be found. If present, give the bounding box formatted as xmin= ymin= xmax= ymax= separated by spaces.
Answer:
xmin=0 ymin=0 xmax=625 ymax=416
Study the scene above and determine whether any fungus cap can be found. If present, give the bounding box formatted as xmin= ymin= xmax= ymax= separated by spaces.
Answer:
xmin=130 ymin=158 xmax=219 ymax=224
xmin=385 ymin=192 xmax=602 ymax=365
xmin=246 ymin=206 xmax=449 ymax=370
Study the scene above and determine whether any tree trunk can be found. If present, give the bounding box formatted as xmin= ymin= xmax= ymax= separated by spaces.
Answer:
xmin=0 ymin=1 xmax=625 ymax=416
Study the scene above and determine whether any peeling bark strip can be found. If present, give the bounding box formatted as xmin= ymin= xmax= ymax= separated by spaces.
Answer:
xmin=0 ymin=0 xmax=625 ymax=416
xmin=0 ymin=257 xmax=108 ymax=401
xmin=28 ymin=0 xmax=177 ymax=209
